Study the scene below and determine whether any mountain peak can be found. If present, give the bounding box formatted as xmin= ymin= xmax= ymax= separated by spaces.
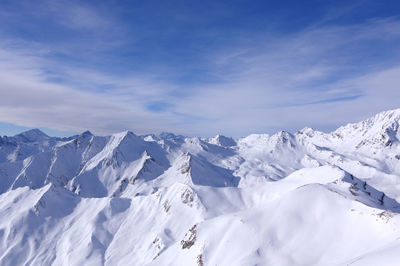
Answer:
xmin=332 ymin=108 xmax=400 ymax=147
xmin=14 ymin=128 xmax=49 ymax=142
xmin=209 ymin=134 xmax=236 ymax=147
xmin=296 ymin=127 xmax=317 ymax=137
xmin=110 ymin=130 xmax=138 ymax=143
xmin=81 ymin=130 xmax=93 ymax=136
xmin=159 ymin=132 xmax=185 ymax=140
xmin=336 ymin=108 xmax=400 ymax=131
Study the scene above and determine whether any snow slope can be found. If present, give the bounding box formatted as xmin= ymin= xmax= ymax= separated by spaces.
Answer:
xmin=1 ymin=109 xmax=400 ymax=265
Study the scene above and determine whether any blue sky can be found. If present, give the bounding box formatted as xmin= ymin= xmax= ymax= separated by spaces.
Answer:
xmin=0 ymin=0 xmax=400 ymax=137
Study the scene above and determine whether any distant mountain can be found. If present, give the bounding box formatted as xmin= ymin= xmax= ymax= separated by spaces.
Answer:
xmin=1 ymin=109 xmax=400 ymax=265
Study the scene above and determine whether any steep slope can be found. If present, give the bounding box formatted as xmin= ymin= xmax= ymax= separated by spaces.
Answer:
xmin=68 ymin=131 xmax=170 ymax=198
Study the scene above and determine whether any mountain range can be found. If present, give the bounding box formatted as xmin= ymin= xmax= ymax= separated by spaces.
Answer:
xmin=1 ymin=109 xmax=400 ymax=265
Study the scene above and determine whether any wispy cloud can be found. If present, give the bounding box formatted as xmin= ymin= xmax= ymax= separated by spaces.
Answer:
xmin=166 ymin=18 xmax=400 ymax=135
xmin=0 ymin=2 xmax=399 ymax=137
xmin=0 ymin=40 xmax=180 ymax=134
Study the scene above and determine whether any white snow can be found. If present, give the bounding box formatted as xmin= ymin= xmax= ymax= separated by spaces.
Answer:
xmin=1 ymin=108 xmax=400 ymax=265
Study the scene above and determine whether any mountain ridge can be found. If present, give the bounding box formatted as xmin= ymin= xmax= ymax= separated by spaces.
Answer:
xmin=0 ymin=108 xmax=400 ymax=265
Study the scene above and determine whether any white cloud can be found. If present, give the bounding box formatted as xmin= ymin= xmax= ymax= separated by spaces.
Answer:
xmin=0 ymin=16 xmax=400 ymax=137
xmin=0 ymin=43 xmax=181 ymax=135
xmin=165 ymin=18 xmax=400 ymax=135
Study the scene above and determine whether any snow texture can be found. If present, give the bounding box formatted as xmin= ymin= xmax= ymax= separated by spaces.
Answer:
xmin=1 ymin=109 xmax=400 ymax=265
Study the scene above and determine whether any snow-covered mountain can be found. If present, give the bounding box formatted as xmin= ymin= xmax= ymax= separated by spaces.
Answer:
xmin=1 ymin=109 xmax=400 ymax=265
